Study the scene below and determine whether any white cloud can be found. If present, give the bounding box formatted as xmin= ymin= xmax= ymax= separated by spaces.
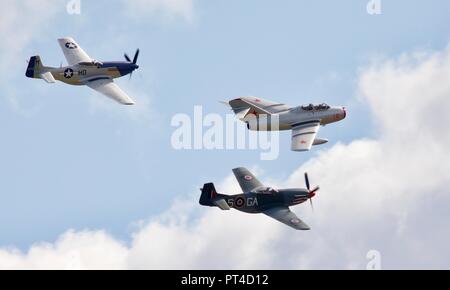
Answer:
xmin=1 ymin=44 xmax=450 ymax=269
xmin=123 ymin=0 xmax=195 ymax=24
xmin=0 ymin=230 xmax=128 ymax=270
xmin=0 ymin=1 xmax=57 ymax=66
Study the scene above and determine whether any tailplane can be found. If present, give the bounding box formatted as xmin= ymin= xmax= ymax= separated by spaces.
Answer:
xmin=25 ymin=56 xmax=56 ymax=83
xmin=199 ymin=183 xmax=230 ymax=210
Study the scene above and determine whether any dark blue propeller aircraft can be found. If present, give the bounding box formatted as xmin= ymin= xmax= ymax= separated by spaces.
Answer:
xmin=200 ymin=167 xmax=319 ymax=230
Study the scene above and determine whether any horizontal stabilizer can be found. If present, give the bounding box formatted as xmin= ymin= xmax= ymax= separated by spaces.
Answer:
xmin=235 ymin=108 xmax=251 ymax=120
xmin=214 ymin=199 xmax=231 ymax=210
xmin=40 ymin=72 xmax=56 ymax=83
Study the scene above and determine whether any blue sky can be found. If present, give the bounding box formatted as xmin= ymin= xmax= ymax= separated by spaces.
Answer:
xmin=0 ymin=0 xmax=449 ymax=259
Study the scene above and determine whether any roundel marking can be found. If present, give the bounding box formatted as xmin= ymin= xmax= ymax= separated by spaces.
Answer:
xmin=244 ymin=175 xmax=253 ymax=181
xmin=235 ymin=197 xmax=245 ymax=208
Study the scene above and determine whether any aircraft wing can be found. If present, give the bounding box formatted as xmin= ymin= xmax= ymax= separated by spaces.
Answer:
xmin=57 ymin=37 xmax=92 ymax=66
xmin=263 ymin=207 xmax=310 ymax=230
xmin=227 ymin=96 xmax=291 ymax=117
xmin=232 ymin=167 xmax=264 ymax=193
xmin=291 ymin=120 xmax=321 ymax=151
xmin=86 ymin=78 xmax=135 ymax=105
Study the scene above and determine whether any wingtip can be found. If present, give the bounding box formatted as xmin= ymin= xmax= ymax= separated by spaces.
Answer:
xmin=57 ymin=37 xmax=72 ymax=42
xmin=123 ymin=98 xmax=136 ymax=106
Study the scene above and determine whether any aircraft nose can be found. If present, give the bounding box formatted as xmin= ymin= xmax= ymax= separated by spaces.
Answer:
xmin=134 ymin=64 xmax=139 ymax=69
xmin=342 ymin=107 xmax=347 ymax=119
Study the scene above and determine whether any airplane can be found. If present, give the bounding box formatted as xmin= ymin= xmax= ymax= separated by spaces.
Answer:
xmin=25 ymin=37 xmax=139 ymax=105
xmin=223 ymin=96 xmax=347 ymax=151
xmin=199 ymin=167 xmax=319 ymax=230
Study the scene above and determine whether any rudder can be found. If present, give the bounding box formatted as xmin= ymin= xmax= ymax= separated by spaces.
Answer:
xmin=199 ymin=183 xmax=218 ymax=206
xmin=25 ymin=56 xmax=44 ymax=78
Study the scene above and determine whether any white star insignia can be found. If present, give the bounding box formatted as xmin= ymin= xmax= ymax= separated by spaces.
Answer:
xmin=64 ymin=70 xmax=73 ymax=78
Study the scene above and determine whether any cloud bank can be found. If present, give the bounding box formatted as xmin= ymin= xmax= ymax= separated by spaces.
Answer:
xmin=1 ymin=44 xmax=450 ymax=269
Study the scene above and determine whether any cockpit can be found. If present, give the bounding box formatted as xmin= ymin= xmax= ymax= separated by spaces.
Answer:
xmin=255 ymin=187 xmax=278 ymax=194
xmin=300 ymin=103 xmax=330 ymax=111
xmin=78 ymin=60 xmax=103 ymax=68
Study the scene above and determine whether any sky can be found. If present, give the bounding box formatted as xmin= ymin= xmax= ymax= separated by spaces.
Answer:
xmin=0 ymin=0 xmax=449 ymax=269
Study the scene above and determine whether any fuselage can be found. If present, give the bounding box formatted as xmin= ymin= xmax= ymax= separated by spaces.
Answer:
xmin=47 ymin=61 xmax=139 ymax=86
xmin=244 ymin=104 xmax=347 ymax=131
xmin=221 ymin=188 xmax=310 ymax=214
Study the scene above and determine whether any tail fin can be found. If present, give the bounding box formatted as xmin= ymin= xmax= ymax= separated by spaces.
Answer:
xmin=199 ymin=183 xmax=217 ymax=206
xmin=25 ymin=56 xmax=44 ymax=78
xmin=25 ymin=56 xmax=56 ymax=83
xmin=199 ymin=183 xmax=231 ymax=210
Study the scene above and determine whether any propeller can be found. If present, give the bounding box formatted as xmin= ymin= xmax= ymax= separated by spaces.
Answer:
xmin=133 ymin=49 xmax=140 ymax=64
xmin=124 ymin=49 xmax=140 ymax=79
xmin=124 ymin=49 xmax=140 ymax=64
xmin=304 ymin=172 xmax=319 ymax=212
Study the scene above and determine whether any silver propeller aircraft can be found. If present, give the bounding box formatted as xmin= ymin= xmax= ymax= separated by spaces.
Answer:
xmin=25 ymin=37 xmax=139 ymax=105
xmin=224 ymin=96 xmax=347 ymax=151
xmin=200 ymin=167 xmax=319 ymax=230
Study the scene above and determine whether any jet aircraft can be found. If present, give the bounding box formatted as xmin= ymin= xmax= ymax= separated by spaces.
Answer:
xmin=224 ymin=97 xmax=346 ymax=151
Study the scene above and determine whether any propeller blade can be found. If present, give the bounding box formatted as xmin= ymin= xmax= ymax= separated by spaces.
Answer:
xmin=309 ymin=199 xmax=314 ymax=212
xmin=304 ymin=172 xmax=310 ymax=191
xmin=133 ymin=49 xmax=140 ymax=64
xmin=310 ymin=186 xmax=320 ymax=194
xmin=124 ymin=53 xmax=131 ymax=62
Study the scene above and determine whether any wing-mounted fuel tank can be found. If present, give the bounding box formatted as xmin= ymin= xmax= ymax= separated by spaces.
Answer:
xmin=312 ymin=138 xmax=328 ymax=146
